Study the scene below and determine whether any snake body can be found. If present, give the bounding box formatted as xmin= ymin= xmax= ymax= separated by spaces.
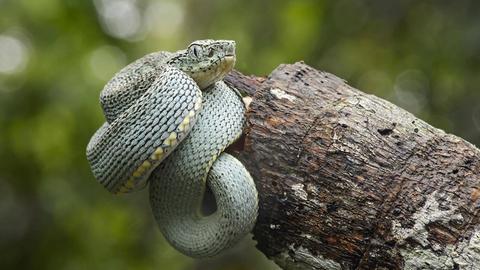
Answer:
xmin=86 ymin=40 xmax=258 ymax=257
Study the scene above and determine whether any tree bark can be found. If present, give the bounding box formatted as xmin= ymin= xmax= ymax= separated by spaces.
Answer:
xmin=224 ymin=62 xmax=480 ymax=270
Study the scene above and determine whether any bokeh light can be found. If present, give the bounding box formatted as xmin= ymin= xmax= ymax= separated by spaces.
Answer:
xmin=94 ymin=0 xmax=143 ymax=40
xmin=393 ymin=70 xmax=428 ymax=115
xmin=88 ymin=45 xmax=127 ymax=81
xmin=0 ymin=34 xmax=29 ymax=74
xmin=144 ymin=1 xmax=184 ymax=39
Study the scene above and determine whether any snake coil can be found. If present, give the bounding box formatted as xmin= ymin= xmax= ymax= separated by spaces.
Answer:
xmin=86 ymin=40 xmax=258 ymax=257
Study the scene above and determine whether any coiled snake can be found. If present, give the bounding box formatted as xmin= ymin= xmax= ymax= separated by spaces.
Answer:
xmin=86 ymin=40 xmax=258 ymax=257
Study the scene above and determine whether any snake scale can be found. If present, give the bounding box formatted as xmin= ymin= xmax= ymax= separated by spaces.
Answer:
xmin=86 ymin=40 xmax=258 ymax=258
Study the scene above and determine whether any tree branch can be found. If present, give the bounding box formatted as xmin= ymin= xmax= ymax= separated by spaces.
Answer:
xmin=226 ymin=62 xmax=480 ymax=270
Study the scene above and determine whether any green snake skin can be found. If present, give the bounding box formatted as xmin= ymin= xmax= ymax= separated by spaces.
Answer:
xmin=86 ymin=40 xmax=258 ymax=258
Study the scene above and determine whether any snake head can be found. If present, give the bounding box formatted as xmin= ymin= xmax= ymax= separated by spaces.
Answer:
xmin=168 ymin=39 xmax=236 ymax=89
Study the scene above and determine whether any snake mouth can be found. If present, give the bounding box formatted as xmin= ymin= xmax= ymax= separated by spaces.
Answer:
xmin=224 ymin=55 xmax=235 ymax=62
xmin=188 ymin=54 xmax=236 ymax=89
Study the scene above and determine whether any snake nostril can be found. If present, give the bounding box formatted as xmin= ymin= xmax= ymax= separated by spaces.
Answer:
xmin=226 ymin=44 xmax=235 ymax=55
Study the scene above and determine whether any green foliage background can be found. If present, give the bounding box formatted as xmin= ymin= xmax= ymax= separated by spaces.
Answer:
xmin=0 ymin=0 xmax=479 ymax=269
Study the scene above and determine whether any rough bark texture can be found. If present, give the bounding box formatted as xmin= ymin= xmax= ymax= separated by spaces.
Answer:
xmin=225 ymin=62 xmax=480 ymax=270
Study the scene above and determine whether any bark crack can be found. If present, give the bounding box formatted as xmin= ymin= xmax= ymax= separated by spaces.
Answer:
xmin=295 ymin=115 xmax=321 ymax=165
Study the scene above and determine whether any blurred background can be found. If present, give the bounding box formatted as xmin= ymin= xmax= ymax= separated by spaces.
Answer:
xmin=0 ymin=0 xmax=479 ymax=269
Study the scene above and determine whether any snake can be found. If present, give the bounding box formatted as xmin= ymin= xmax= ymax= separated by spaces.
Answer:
xmin=86 ymin=40 xmax=258 ymax=258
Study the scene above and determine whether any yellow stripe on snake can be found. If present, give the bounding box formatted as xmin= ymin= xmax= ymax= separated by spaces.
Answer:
xmin=86 ymin=40 xmax=258 ymax=257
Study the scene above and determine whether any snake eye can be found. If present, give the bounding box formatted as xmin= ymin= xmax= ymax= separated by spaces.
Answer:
xmin=208 ymin=49 xmax=214 ymax=57
xmin=189 ymin=45 xmax=202 ymax=58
